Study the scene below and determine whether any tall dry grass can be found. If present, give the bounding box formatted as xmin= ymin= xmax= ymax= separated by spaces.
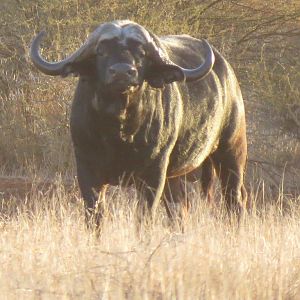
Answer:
xmin=0 ymin=181 xmax=300 ymax=299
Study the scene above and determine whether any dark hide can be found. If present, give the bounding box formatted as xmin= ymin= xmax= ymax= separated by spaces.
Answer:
xmin=32 ymin=21 xmax=248 ymax=225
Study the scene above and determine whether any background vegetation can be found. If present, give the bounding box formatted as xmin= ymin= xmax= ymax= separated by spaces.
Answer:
xmin=0 ymin=0 xmax=299 ymax=174
xmin=0 ymin=1 xmax=300 ymax=298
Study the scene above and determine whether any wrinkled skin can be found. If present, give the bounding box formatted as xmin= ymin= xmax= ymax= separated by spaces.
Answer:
xmin=31 ymin=21 xmax=248 ymax=226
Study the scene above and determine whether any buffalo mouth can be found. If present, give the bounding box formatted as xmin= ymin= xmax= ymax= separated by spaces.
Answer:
xmin=106 ymin=81 xmax=140 ymax=95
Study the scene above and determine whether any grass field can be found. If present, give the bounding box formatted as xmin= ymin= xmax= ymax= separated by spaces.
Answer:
xmin=1 ymin=182 xmax=300 ymax=299
xmin=0 ymin=0 xmax=300 ymax=299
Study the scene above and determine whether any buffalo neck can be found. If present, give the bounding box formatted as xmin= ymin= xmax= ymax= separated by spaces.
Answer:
xmin=92 ymin=86 xmax=146 ymax=143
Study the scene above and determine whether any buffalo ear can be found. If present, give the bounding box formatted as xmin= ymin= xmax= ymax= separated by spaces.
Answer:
xmin=146 ymin=64 xmax=185 ymax=88
xmin=63 ymin=58 xmax=96 ymax=77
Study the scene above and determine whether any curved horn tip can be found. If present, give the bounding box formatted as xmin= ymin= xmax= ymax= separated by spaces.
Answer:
xmin=30 ymin=30 xmax=70 ymax=76
xmin=30 ymin=30 xmax=47 ymax=57
xmin=32 ymin=30 xmax=47 ymax=44
xmin=202 ymin=39 xmax=215 ymax=63
xmin=38 ymin=30 xmax=47 ymax=37
xmin=182 ymin=38 xmax=215 ymax=82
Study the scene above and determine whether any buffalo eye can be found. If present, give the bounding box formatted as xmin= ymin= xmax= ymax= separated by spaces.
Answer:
xmin=96 ymin=38 xmax=117 ymax=57
xmin=127 ymin=39 xmax=146 ymax=58
xmin=97 ymin=48 xmax=105 ymax=57
xmin=96 ymin=44 xmax=107 ymax=57
xmin=135 ymin=47 xmax=146 ymax=58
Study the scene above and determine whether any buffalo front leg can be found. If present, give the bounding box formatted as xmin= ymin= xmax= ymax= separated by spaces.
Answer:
xmin=76 ymin=158 xmax=107 ymax=228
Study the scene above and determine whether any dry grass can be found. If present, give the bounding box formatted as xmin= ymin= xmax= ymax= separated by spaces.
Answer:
xmin=1 ymin=182 xmax=300 ymax=299
xmin=1 ymin=180 xmax=299 ymax=300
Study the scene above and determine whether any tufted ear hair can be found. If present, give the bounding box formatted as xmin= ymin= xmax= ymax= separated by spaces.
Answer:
xmin=144 ymin=34 xmax=185 ymax=88
xmin=146 ymin=64 xmax=185 ymax=88
xmin=144 ymin=30 xmax=215 ymax=88
xmin=68 ymin=58 xmax=97 ymax=77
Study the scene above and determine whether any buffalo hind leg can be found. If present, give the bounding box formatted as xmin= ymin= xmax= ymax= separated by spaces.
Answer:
xmin=185 ymin=160 xmax=216 ymax=206
xmin=212 ymin=141 xmax=247 ymax=219
xmin=163 ymin=177 xmax=189 ymax=221
xmin=200 ymin=157 xmax=217 ymax=206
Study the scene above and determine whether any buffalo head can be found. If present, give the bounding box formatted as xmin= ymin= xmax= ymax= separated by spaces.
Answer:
xmin=31 ymin=21 xmax=214 ymax=93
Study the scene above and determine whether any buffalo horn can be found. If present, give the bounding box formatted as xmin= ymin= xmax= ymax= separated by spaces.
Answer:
xmin=179 ymin=39 xmax=215 ymax=82
xmin=30 ymin=31 xmax=98 ymax=76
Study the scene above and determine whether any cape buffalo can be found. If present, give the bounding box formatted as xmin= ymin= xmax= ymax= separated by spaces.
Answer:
xmin=30 ymin=20 xmax=247 ymax=224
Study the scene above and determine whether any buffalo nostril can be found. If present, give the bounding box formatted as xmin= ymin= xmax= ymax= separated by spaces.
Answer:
xmin=108 ymin=64 xmax=137 ymax=81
